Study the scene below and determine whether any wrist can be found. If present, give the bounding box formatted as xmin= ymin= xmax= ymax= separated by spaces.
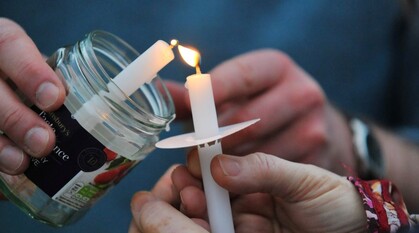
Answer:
xmin=347 ymin=177 xmax=413 ymax=232
xmin=343 ymin=178 xmax=369 ymax=233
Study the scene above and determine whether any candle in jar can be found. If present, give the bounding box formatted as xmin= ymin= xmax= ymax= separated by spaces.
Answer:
xmin=73 ymin=40 xmax=175 ymax=132
xmin=111 ymin=40 xmax=174 ymax=97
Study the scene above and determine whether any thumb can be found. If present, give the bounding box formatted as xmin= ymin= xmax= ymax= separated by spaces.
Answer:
xmin=211 ymin=153 xmax=345 ymax=201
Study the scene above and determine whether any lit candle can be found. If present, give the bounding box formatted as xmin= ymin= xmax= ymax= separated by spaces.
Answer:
xmin=177 ymin=42 xmax=235 ymax=233
xmin=186 ymin=73 xmax=218 ymax=138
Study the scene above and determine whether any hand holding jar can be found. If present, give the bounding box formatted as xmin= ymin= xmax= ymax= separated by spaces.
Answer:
xmin=0 ymin=18 xmax=65 ymax=175
xmin=0 ymin=21 xmax=175 ymax=226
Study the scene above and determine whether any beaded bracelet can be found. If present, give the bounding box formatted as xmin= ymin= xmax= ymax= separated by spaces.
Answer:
xmin=348 ymin=176 xmax=418 ymax=232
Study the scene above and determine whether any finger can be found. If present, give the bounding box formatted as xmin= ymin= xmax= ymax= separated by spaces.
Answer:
xmin=0 ymin=79 xmax=56 ymax=157
xmin=254 ymin=110 xmax=327 ymax=161
xmin=0 ymin=136 xmax=29 ymax=174
xmin=151 ymin=164 xmax=180 ymax=205
xmin=171 ymin=166 xmax=206 ymax=218
xmin=217 ymin=68 xmax=325 ymax=153
xmin=0 ymin=18 xmax=65 ymax=111
xmin=186 ymin=149 xmax=201 ymax=178
xmin=179 ymin=186 xmax=207 ymax=219
xmin=131 ymin=191 xmax=208 ymax=233
xmin=211 ymin=153 xmax=345 ymax=202
xmin=225 ymin=106 xmax=327 ymax=158
xmin=172 ymin=165 xmax=202 ymax=191
xmin=128 ymin=219 xmax=140 ymax=233
xmin=190 ymin=219 xmax=210 ymax=231
xmin=210 ymin=49 xmax=288 ymax=105
xmin=232 ymin=193 xmax=277 ymax=233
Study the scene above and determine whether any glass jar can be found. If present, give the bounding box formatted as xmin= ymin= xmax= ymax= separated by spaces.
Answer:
xmin=0 ymin=30 xmax=175 ymax=227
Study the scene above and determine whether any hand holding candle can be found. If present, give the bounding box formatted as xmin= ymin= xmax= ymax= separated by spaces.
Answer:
xmin=156 ymin=41 xmax=259 ymax=233
xmin=178 ymin=42 xmax=235 ymax=233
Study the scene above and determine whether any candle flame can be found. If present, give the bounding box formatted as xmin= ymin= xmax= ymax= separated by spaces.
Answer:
xmin=177 ymin=45 xmax=201 ymax=73
xmin=169 ymin=39 xmax=202 ymax=74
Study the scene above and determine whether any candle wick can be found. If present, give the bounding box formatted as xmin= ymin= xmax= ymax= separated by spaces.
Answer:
xmin=196 ymin=64 xmax=202 ymax=74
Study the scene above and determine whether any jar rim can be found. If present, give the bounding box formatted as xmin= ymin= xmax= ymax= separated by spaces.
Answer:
xmin=80 ymin=30 xmax=175 ymax=131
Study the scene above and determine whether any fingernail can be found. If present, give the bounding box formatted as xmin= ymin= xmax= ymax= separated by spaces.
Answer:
xmin=36 ymin=82 xmax=59 ymax=109
xmin=0 ymin=146 xmax=25 ymax=173
xmin=24 ymin=127 xmax=49 ymax=156
xmin=218 ymin=155 xmax=241 ymax=176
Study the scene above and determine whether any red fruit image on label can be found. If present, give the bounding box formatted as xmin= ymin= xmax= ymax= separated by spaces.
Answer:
xmin=103 ymin=148 xmax=117 ymax=161
xmin=116 ymin=162 xmax=132 ymax=174
xmin=93 ymin=169 xmax=119 ymax=185
xmin=93 ymin=160 xmax=135 ymax=185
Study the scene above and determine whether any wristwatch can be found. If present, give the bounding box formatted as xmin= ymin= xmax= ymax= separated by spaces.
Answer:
xmin=349 ymin=118 xmax=384 ymax=179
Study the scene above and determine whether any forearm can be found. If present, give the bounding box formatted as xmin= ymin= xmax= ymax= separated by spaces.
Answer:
xmin=372 ymin=125 xmax=419 ymax=212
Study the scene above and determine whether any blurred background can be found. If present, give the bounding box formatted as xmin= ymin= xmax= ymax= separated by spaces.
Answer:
xmin=1 ymin=0 xmax=418 ymax=232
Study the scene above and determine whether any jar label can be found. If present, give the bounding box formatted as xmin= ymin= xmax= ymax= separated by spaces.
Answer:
xmin=25 ymin=105 xmax=135 ymax=211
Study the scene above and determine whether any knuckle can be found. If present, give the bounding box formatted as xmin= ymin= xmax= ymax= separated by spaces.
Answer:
xmin=0 ymin=105 xmax=25 ymax=132
xmin=0 ymin=18 xmax=25 ymax=52
xmin=257 ymin=49 xmax=293 ymax=63
xmin=269 ymin=49 xmax=294 ymax=66
xmin=252 ymin=152 xmax=274 ymax=176
xmin=250 ymin=152 xmax=280 ymax=193
xmin=264 ymin=49 xmax=296 ymax=74
xmin=14 ymin=58 xmax=43 ymax=83
xmin=307 ymin=121 xmax=328 ymax=147
xmin=304 ymin=81 xmax=326 ymax=108
xmin=231 ymin=58 xmax=255 ymax=90
xmin=303 ymin=115 xmax=328 ymax=150
xmin=230 ymin=49 xmax=293 ymax=90
xmin=293 ymin=79 xmax=326 ymax=112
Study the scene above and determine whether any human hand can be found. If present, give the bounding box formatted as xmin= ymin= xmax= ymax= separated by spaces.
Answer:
xmin=0 ymin=18 xmax=65 ymax=174
xmin=166 ymin=49 xmax=356 ymax=175
xmin=130 ymin=152 xmax=367 ymax=233
xmin=128 ymin=165 xmax=210 ymax=233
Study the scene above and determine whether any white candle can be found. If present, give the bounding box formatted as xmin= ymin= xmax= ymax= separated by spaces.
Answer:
xmin=73 ymin=40 xmax=174 ymax=132
xmin=185 ymin=74 xmax=218 ymax=139
xmin=156 ymin=42 xmax=259 ymax=233
xmin=112 ymin=40 xmax=175 ymax=97
xmin=185 ymin=73 xmax=235 ymax=233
